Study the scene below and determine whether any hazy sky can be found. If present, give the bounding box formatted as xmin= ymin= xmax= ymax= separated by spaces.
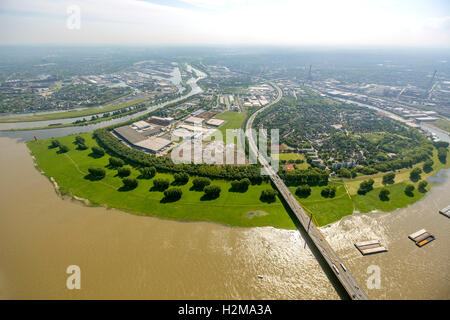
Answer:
xmin=0 ymin=0 xmax=449 ymax=47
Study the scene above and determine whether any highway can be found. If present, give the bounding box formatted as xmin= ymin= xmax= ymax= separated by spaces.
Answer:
xmin=245 ymin=82 xmax=369 ymax=300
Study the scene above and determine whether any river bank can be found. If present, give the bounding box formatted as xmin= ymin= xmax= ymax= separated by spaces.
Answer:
xmin=1 ymin=136 xmax=449 ymax=299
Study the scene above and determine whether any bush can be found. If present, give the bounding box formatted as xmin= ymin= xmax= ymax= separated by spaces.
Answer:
xmin=410 ymin=168 xmax=422 ymax=182
xmin=153 ymin=178 xmax=170 ymax=191
xmin=418 ymin=180 xmax=428 ymax=193
xmin=358 ymin=179 xmax=374 ymax=195
xmin=192 ymin=177 xmax=211 ymax=190
xmin=321 ymin=185 xmax=336 ymax=198
xmin=173 ymin=172 xmax=189 ymax=185
xmin=91 ymin=146 xmax=105 ymax=157
xmin=109 ymin=157 xmax=124 ymax=168
xmin=140 ymin=166 xmax=156 ymax=179
xmin=88 ymin=167 xmax=106 ymax=179
xmin=203 ymin=185 xmax=221 ymax=199
xmin=260 ymin=189 xmax=277 ymax=202
xmin=74 ymin=136 xmax=85 ymax=145
xmin=50 ymin=139 xmax=60 ymax=148
xmin=117 ymin=167 xmax=131 ymax=177
xmin=382 ymin=172 xmax=395 ymax=185
xmin=230 ymin=178 xmax=251 ymax=192
xmin=58 ymin=145 xmax=69 ymax=153
xmin=77 ymin=143 xmax=88 ymax=150
xmin=379 ymin=188 xmax=390 ymax=201
xmin=438 ymin=147 xmax=448 ymax=164
xmin=93 ymin=129 xmax=263 ymax=181
xmin=122 ymin=177 xmax=138 ymax=189
xmin=405 ymin=184 xmax=415 ymax=196
xmin=295 ymin=185 xmax=311 ymax=198
xmin=163 ymin=188 xmax=182 ymax=200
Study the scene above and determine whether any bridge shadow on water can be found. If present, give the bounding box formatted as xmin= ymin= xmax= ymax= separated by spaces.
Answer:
xmin=274 ymin=182 xmax=351 ymax=300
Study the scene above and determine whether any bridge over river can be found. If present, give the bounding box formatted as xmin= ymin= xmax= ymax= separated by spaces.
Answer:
xmin=245 ymin=83 xmax=369 ymax=300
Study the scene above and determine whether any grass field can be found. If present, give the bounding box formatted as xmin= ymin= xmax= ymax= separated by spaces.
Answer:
xmin=214 ymin=111 xmax=247 ymax=138
xmin=289 ymin=182 xmax=354 ymax=226
xmin=27 ymin=133 xmax=296 ymax=229
xmin=279 ymin=153 xmax=309 ymax=169
xmin=0 ymin=98 xmax=147 ymax=123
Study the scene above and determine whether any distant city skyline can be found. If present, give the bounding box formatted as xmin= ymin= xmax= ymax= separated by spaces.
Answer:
xmin=0 ymin=0 xmax=449 ymax=47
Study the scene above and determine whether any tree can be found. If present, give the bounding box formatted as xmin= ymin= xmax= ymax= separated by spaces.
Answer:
xmin=358 ymin=179 xmax=374 ymax=195
xmin=153 ymin=178 xmax=170 ymax=191
xmin=410 ymin=168 xmax=422 ymax=182
xmin=382 ymin=172 xmax=395 ymax=185
xmin=295 ymin=185 xmax=311 ymax=198
xmin=379 ymin=188 xmax=390 ymax=201
xmin=74 ymin=136 xmax=85 ymax=145
xmin=418 ymin=180 xmax=428 ymax=193
xmin=203 ymin=185 xmax=221 ymax=199
xmin=77 ymin=143 xmax=88 ymax=150
xmin=88 ymin=167 xmax=105 ymax=179
xmin=404 ymin=184 xmax=415 ymax=197
xmin=163 ymin=188 xmax=182 ymax=201
xmin=117 ymin=167 xmax=131 ymax=177
xmin=91 ymin=146 xmax=105 ymax=157
xmin=140 ymin=166 xmax=156 ymax=179
xmin=260 ymin=189 xmax=277 ymax=202
xmin=58 ymin=145 xmax=69 ymax=153
xmin=173 ymin=172 xmax=189 ymax=185
xmin=437 ymin=147 xmax=448 ymax=164
xmin=50 ymin=139 xmax=60 ymax=148
xmin=192 ymin=177 xmax=211 ymax=190
xmin=109 ymin=157 xmax=124 ymax=168
xmin=122 ymin=177 xmax=138 ymax=189
xmin=321 ymin=185 xmax=336 ymax=198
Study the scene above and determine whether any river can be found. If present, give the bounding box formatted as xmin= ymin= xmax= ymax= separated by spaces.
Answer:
xmin=0 ymin=135 xmax=448 ymax=299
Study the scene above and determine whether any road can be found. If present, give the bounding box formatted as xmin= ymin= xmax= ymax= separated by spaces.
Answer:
xmin=245 ymin=82 xmax=369 ymax=300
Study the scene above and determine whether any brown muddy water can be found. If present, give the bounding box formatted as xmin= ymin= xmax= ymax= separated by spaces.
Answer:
xmin=0 ymin=137 xmax=449 ymax=299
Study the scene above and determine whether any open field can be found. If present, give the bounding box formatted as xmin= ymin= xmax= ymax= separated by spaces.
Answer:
xmin=27 ymin=133 xmax=296 ymax=229
xmin=0 ymin=98 xmax=147 ymax=123
xmin=214 ymin=111 xmax=247 ymax=138
xmin=432 ymin=118 xmax=450 ymax=134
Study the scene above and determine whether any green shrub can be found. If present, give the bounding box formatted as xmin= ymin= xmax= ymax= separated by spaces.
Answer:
xmin=192 ymin=177 xmax=211 ymax=190
xmin=153 ymin=178 xmax=170 ymax=190
xmin=203 ymin=185 xmax=221 ymax=198
xmin=109 ymin=157 xmax=124 ymax=167
xmin=163 ymin=188 xmax=182 ymax=200
xmin=122 ymin=177 xmax=138 ymax=189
